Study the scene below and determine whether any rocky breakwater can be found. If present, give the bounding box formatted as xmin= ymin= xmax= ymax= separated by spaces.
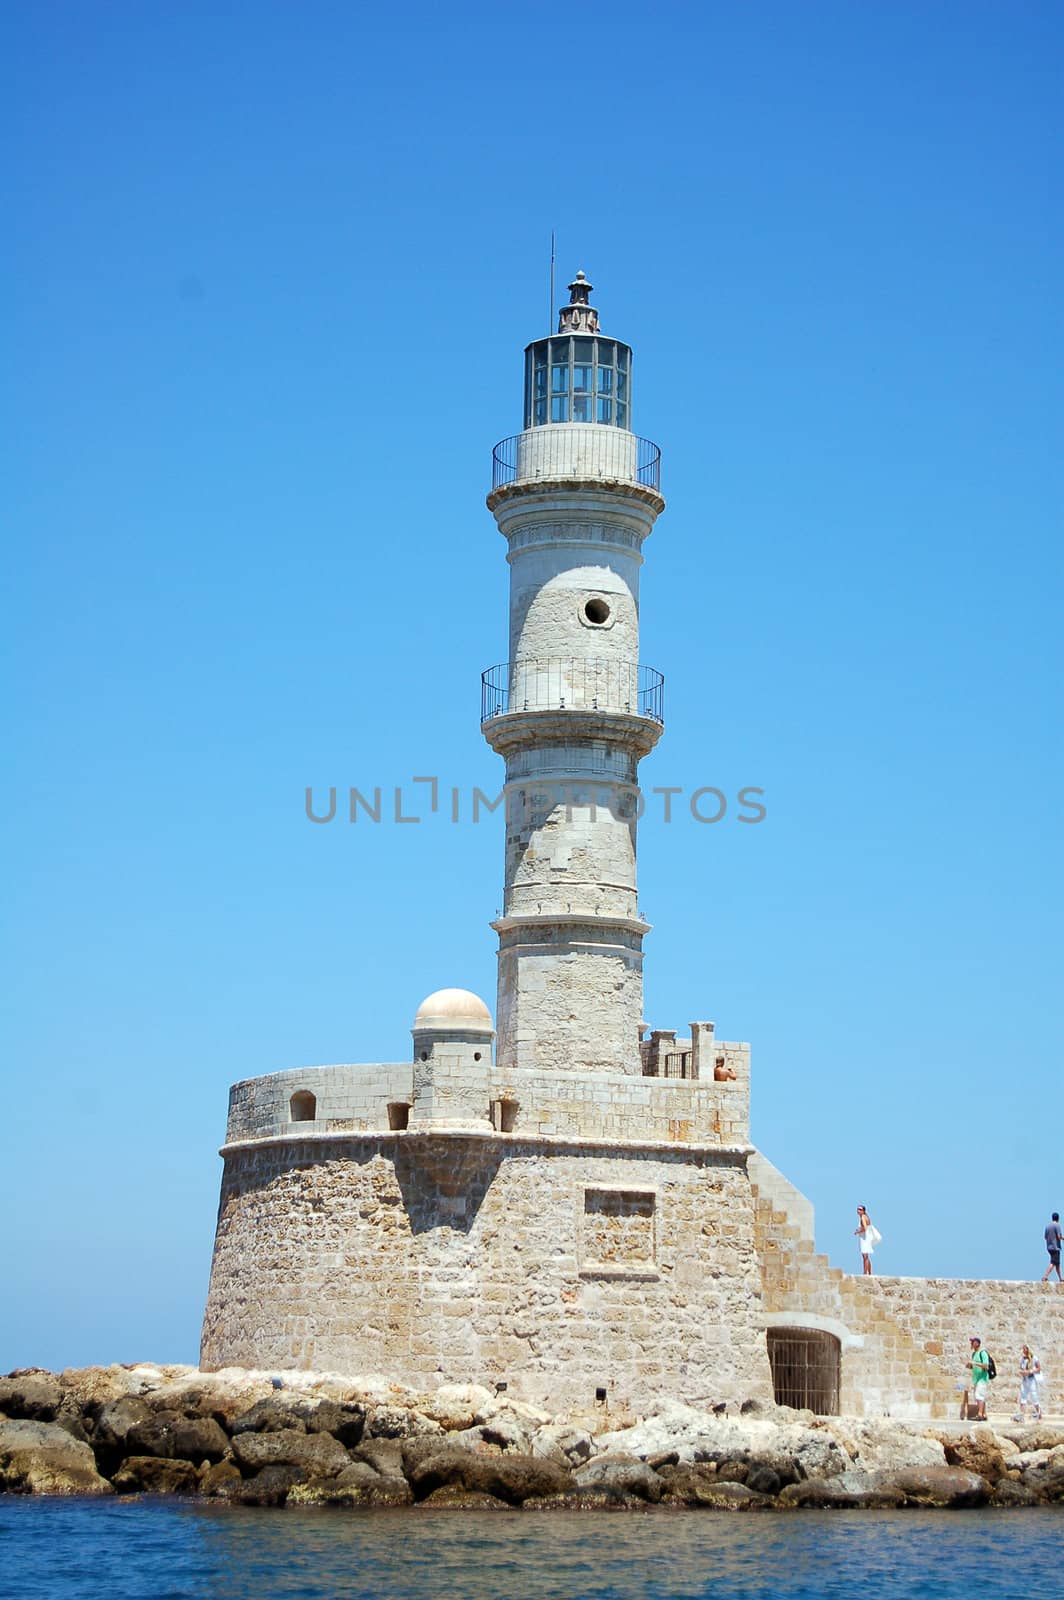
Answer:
xmin=2 ymin=1366 xmax=1064 ymax=1511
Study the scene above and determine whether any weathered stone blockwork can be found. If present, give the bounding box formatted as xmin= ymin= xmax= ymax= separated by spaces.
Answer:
xmin=201 ymin=1133 xmax=773 ymax=1411
xmin=871 ymin=1278 xmax=1064 ymax=1407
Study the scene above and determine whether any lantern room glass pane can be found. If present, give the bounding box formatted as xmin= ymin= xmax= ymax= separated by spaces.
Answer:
xmin=617 ymin=371 xmax=628 ymax=400
xmin=596 ymin=366 xmax=613 ymax=395
xmin=596 ymin=340 xmax=615 ymax=368
xmin=597 ymin=396 xmax=613 ymax=423
xmin=573 ymin=394 xmax=592 ymax=421
xmin=615 ymin=401 xmax=627 ymax=428
xmin=551 ymin=364 xmax=568 ymax=393
xmin=534 ymin=397 xmax=547 ymax=424
xmin=551 ymin=395 xmax=569 ymax=422
xmin=534 ymin=367 xmax=547 ymax=397
xmin=573 ymin=364 xmax=592 ymax=392
xmin=550 ymin=337 xmax=571 ymax=367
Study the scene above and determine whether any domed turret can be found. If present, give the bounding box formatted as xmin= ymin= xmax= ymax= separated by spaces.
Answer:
xmin=413 ymin=988 xmax=494 ymax=1032
xmin=409 ymin=987 xmax=494 ymax=1131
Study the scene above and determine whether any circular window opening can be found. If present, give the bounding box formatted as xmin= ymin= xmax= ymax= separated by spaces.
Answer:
xmin=583 ymin=597 xmax=611 ymax=625
xmin=473 ymin=1052 xmax=482 ymax=1062
xmin=419 ymin=1050 xmax=429 ymax=1061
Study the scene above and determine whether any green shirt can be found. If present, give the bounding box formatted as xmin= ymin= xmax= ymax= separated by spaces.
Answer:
xmin=971 ymin=1349 xmax=990 ymax=1385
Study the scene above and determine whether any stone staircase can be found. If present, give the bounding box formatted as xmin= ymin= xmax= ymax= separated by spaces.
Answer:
xmin=750 ymin=1159 xmax=956 ymax=1419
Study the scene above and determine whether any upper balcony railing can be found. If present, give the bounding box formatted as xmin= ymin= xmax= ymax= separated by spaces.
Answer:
xmin=482 ymin=658 xmax=664 ymax=724
xmin=491 ymin=428 xmax=662 ymax=494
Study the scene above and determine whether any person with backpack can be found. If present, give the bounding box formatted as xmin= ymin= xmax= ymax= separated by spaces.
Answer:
xmin=968 ymin=1336 xmax=992 ymax=1420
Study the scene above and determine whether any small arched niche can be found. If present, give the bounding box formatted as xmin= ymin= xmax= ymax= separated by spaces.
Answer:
xmin=289 ymin=1090 xmax=317 ymax=1122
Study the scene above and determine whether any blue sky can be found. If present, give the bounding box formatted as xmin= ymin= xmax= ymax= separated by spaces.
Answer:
xmin=3 ymin=1 xmax=1061 ymax=1372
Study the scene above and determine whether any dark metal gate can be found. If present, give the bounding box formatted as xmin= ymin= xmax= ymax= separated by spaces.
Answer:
xmin=767 ymin=1328 xmax=840 ymax=1415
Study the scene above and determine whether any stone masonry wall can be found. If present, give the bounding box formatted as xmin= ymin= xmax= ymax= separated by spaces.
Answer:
xmin=224 ymin=1048 xmax=750 ymax=1147
xmin=752 ymin=1173 xmax=957 ymax=1419
xmin=871 ymin=1277 xmax=1064 ymax=1414
xmin=225 ymin=1065 xmax=411 ymax=1142
xmin=752 ymin=1165 xmax=1064 ymax=1420
xmin=201 ymin=1133 xmax=773 ymax=1411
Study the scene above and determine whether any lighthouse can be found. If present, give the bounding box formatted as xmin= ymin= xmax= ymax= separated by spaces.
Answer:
xmin=483 ymin=272 xmax=665 ymax=1074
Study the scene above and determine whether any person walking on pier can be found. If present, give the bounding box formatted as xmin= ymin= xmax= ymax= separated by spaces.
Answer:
xmin=968 ymin=1337 xmax=991 ymax=1421
xmin=1042 ymin=1213 xmax=1063 ymax=1283
xmin=1014 ymin=1345 xmax=1042 ymax=1422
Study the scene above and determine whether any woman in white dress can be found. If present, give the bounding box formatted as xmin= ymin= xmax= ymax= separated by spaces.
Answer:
xmin=1015 ymin=1345 xmax=1042 ymax=1422
xmin=855 ymin=1205 xmax=878 ymax=1276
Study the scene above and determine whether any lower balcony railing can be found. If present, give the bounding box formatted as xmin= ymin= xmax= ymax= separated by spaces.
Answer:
xmin=481 ymin=658 xmax=664 ymax=723
xmin=491 ymin=430 xmax=662 ymax=493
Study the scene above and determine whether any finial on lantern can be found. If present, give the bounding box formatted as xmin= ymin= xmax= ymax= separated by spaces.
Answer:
xmin=558 ymin=269 xmax=599 ymax=334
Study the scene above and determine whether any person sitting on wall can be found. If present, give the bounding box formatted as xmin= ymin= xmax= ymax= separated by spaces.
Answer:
xmin=713 ymin=1054 xmax=736 ymax=1081
xmin=968 ymin=1336 xmax=991 ymax=1422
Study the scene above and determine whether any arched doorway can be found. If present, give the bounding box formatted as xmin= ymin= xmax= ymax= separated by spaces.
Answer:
xmin=767 ymin=1327 xmax=840 ymax=1415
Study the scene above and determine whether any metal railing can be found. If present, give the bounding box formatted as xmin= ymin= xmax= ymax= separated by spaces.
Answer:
xmin=491 ymin=432 xmax=662 ymax=493
xmin=481 ymin=658 xmax=664 ymax=723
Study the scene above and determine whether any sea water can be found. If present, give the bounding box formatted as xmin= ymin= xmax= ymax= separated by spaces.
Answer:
xmin=1 ymin=1499 xmax=1060 ymax=1600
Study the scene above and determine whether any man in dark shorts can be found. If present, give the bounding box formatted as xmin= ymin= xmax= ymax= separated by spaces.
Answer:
xmin=1042 ymin=1213 xmax=1063 ymax=1283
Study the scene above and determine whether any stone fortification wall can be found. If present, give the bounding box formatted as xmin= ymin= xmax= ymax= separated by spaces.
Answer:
xmin=752 ymin=1170 xmax=956 ymax=1419
xmin=871 ymin=1278 xmax=1064 ymax=1410
xmin=493 ymin=1048 xmax=748 ymax=1146
xmin=201 ymin=1133 xmax=772 ymax=1411
xmin=223 ymin=1044 xmax=749 ymax=1146
xmin=753 ymin=1168 xmax=1064 ymax=1420
xmin=225 ymin=1065 xmax=410 ymax=1142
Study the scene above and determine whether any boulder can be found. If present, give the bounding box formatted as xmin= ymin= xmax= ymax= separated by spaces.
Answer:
xmin=531 ymin=1424 xmax=594 ymax=1467
xmin=889 ymin=1466 xmax=989 ymax=1507
xmin=778 ymin=1478 xmax=904 ymax=1510
xmin=832 ymin=1422 xmax=947 ymax=1474
xmin=418 ymin=1486 xmax=515 ymax=1509
xmin=994 ymin=1423 xmax=1064 ymax=1453
xmin=0 ymin=1419 xmax=113 ymax=1496
xmin=991 ymin=1478 xmax=1041 ymax=1507
xmin=480 ymin=1415 xmax=534 ymax=1454
xmin=288 ymin=1475 xmax=413 ymax=1508
xmin=236 ymin=1465 xmax=306 ymax=1506
xmin=0 ymin=1375 xmax=62 ymax=1421
xmin=685 ymin=1480 xmax=773 ymax=1510
xmin=112 ymin=1455 xmax=200 ymax=1495
xmin=230 ymin=1428 xmax=351 ymax=1477
xmin=199 ymin=1459 xmax=243 ymax=1497
xmin=93 ymin=1396 xmax=153 ymax=1450
xmin=791 ymin=1432 xmax=852 ymax=1481
xmin=522 ymin=1487 xmax=644 ymax=1511
xmin=575 ymin=1453 xmax=663 ymax=1503
xmin=298 ymin=1400 xmax=365 ymax=1448
xmin=659 ymin=1463 xmax=729 ymax=1507
xmin=231 ymin=1399 xmax=308 ymax=1435
xmin=407 ymin=1444 xmax=573 ymax=1505
xmin=364 ymin=1405 xmax=444 ymax=1441
xmin=417 ymin=1384 xmax=496 ymax=1432
xmin=1021 ymin=1461 xmax=1064 ymax=1502
xmin=940 ymin=1434 xmax=1008 ymax=1484
xmin=352 ymin=1437 xmax=405 ymax=1478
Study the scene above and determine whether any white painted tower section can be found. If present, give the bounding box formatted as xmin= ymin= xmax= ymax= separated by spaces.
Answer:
xmin=483 ymin=273 xmax=665 ymax=1074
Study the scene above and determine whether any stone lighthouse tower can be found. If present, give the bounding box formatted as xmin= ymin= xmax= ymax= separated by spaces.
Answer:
xmin=483 ymin=272 xmax=665 ymax=1074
